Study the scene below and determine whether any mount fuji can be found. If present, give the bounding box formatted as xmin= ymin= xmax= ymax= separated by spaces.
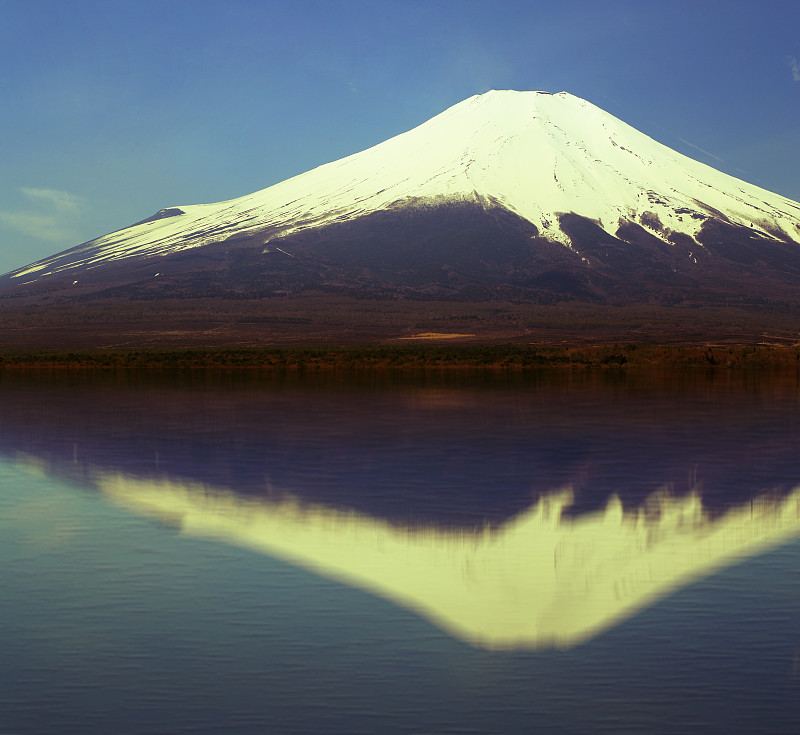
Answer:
xmin=3 ymin=90 xmax=800 ymax=306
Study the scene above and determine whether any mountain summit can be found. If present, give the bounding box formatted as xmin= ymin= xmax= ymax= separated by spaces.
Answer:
xmin=3 ymin=90 xmax=800 ymax=304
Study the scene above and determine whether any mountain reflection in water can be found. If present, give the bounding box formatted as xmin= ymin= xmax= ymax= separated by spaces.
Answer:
xmin=85 ymin=469 xmax=800 ymax=650
xmin=3 ymin=368 xmax=800 ymax=651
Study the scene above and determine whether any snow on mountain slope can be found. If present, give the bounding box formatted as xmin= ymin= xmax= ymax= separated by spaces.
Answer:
xmin=6 ymin=90 xmax=800 ymax=285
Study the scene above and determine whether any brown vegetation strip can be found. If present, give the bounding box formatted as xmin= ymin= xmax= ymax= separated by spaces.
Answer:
xmin=397 ymin=332 xmax=476 ymax=340
xmin=1 ymin=344 xmax=799 ymax=369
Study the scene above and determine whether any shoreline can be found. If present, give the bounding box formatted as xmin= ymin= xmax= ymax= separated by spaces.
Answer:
xmin=1 ymin=343 xmax=799 ymax=369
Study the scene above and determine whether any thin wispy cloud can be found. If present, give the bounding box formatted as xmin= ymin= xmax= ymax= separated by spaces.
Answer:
xmin=678 ymin=137 xmax=724 ymax=163
xmin=788 ymin=55 xmax=800 ymax=82
xmin=19 ymin=187 xmax=87 ymax=214
xmin=0 ymin=187 xmax=88 ymax=243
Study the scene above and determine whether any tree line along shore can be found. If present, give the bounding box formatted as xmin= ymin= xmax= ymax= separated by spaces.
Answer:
xmin=0 ymin=343 xmax=798 ymax=369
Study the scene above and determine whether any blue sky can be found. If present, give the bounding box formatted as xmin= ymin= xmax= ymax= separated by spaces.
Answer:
xmin=1 ymin=0 xmax=798 ymax=274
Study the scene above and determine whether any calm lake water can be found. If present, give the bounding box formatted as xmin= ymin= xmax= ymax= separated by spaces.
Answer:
xmin=1 ymin=368 xmax=799 ymax=734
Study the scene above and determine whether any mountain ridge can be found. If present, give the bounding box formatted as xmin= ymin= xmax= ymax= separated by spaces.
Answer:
xmin=2 ymin=90 xmax=800 ymax=307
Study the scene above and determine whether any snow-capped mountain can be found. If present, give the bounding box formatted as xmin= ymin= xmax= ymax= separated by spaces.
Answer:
xmin=3 ymin=90 xmax=800 ymax=304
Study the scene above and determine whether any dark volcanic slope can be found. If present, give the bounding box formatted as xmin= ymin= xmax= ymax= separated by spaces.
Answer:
xmin=4 ymin=200 xmax=800 ymax=307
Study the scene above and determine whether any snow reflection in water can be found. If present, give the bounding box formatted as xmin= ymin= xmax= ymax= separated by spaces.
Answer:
xmin=41 ymin=464 xmax=792 ymax=650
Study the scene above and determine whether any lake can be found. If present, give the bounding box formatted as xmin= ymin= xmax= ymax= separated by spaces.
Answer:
xmin=1 ymin=368 xmax=799 ymax=734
